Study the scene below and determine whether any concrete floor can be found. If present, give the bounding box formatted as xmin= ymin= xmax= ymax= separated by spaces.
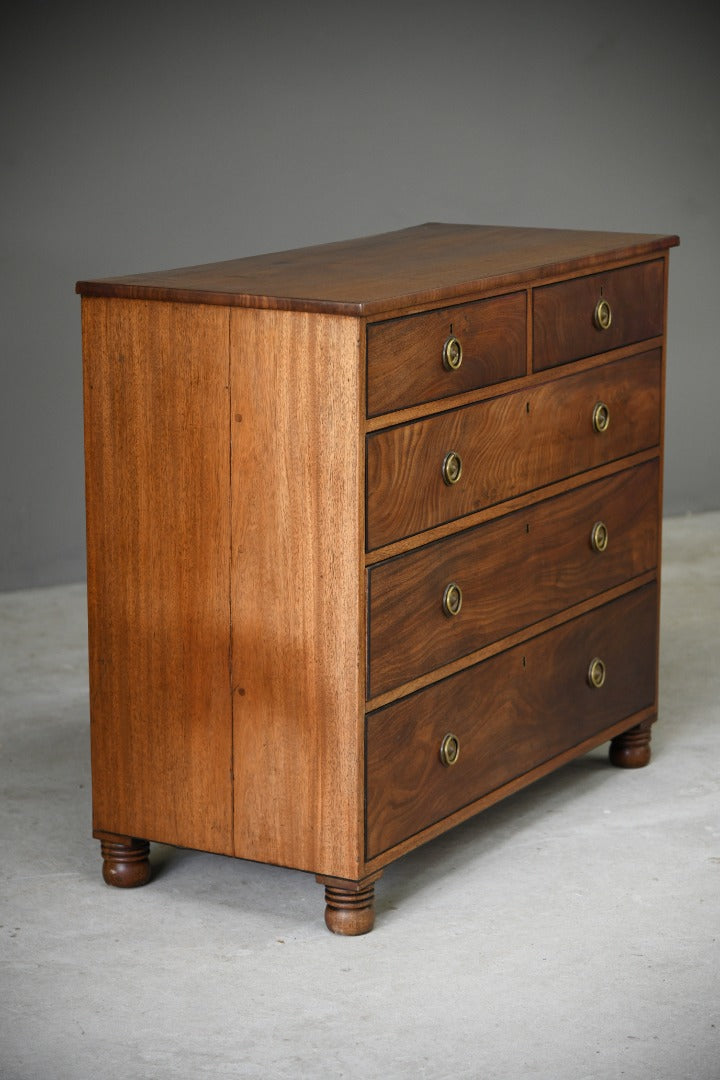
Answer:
xmin=1 ymin=513 xmax=719 ymax=1080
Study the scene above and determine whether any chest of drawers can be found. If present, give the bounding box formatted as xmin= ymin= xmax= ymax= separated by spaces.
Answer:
xmin=77 ymin=223 xmax=678 ymax=934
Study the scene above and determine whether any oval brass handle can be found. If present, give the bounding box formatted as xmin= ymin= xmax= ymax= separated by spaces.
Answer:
xmin=588 ymin=657 xmax=606 ymax=689
xmin=441 ymin=450 xmax=463 ymax=486
xmin=439 ymin=732 xmax=460 ymax=767
xmin=442 ymin=335 xmax=463 ymax=371
xmin=592 ymin=401 xmax=610 ymax=433
xmin=590 ymin=521 xmax=609 ymax=553
xmin=594 ymin=298 xmax=613 ymax=330
xmin=442 ymin=582 xmax=463 ymax=618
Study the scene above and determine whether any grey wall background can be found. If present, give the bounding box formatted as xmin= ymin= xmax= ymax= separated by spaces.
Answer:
xmin=1 ymin=0 xmax=718 ymax=591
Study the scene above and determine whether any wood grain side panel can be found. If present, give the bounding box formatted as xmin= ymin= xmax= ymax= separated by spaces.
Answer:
xmin=230 ymin=309 xmax=364 ymax=877
xmin=82 ymin=298 xmax=233 ymax=853
xmin=366 ymin=350 xmax=661 ymax=549
xmin=366 ymin=584 xmax=658 ymax=859
xmin=368 ymin=459 xmax=659 ymax=697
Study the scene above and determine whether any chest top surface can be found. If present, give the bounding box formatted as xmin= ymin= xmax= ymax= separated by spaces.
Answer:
xmin=75 ymin=222 xmax=679 ymax=317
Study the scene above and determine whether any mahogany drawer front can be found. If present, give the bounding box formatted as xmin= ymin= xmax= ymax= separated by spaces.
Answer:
xmin=533 ymin=259 xmax=664 ymax=371
xmin=366 ymin=350 xmax=661 ymax=550
xmin=366 ymin=292 xmax=526 ymax=416
xmin=367 ymin=459 xmax=659 ymax=698
xmin=365 ymin=584 xmax=658 ymax=859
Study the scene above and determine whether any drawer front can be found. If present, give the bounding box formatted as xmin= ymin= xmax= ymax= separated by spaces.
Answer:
xmin=366 ymin=349 xmax=660 ymax=550
xmin=533 ymin=259 xmax=664 ymax=371
xmin=367 ymin=292 xmax=526 ymax=416
xmin=365 ymin=584 xmax=657 ymax=859
xmin=368 ymin=460 xmax=659 ymax=698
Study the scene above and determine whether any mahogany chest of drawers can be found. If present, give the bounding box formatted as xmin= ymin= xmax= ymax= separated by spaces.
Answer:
xmin=77 ymin=223 xmax=678 ymax=933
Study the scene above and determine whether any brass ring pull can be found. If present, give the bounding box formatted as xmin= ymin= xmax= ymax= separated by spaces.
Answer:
xmin=592 ymin=401 xmax=610 ymax=433
xmin=590 ymin=521 xmax=609 ymax=553
xmin=439 ymin=732 xmax=460 ymax=767
xmin=588 ymin=657 xmax=606 ymax=689
xmin=442 ymin=335 xmax=463 ymax=371
xmin=594 ymin=298 xmax=613 ymax=330
xmin=442 ymin=450 xmax=463 ymax=486
xmin=442 ymin=582 xmax=463 ymax=618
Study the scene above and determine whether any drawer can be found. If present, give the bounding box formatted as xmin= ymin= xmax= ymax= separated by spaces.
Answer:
xmin=367 ymin=292 xmax=526 ymax=416
xmin=365 ymin=584 xmax=658 ymax=859
xmin=368 ymin=460 xmax=659 ymax=698
xmin=366 ymin=349 xmax=661 ymax=550
xmin=533 ymin=259 xmax=664 ymax=371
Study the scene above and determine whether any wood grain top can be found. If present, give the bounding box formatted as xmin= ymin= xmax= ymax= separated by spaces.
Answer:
xmin=76 ymin=222 xmax=679 ymax=317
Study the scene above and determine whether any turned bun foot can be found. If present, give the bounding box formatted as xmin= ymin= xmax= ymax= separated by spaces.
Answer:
xmin=100 ymin=837 xmax=151 ymax=887
xmin=609 ymin=720 xmax=653 ymax=769
xmin=317 ymin=873 xmax=382 ymax=935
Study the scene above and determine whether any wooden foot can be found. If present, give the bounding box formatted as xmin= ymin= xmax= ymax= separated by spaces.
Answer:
xmin=99 ymin=835 xmax=151 ymax=887
xmin=316 ymin=872 xmax=382 ymax=936
xmin=609 ymin=718 xmax=654 ymax=769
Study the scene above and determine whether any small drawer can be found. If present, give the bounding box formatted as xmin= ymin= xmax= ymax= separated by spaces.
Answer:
xmin=367 ymin=292 xmax=526 ymax=417
xmin=365 ymin=584 xmax=657 ymax=859
xmin=367 ymin=460 xmax=659 ymax=698
xmin=533 ymin=259 xmax=664 ymax=371
xmin=366 ymin=350 xmax=661 ymax=550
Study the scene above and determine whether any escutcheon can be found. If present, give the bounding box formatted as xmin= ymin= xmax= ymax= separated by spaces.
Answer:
xmin=592 ymin=401 xmax=610 ymax=433
xmin=439 ymin=732 xmax=460 ymax=767
xmin=442 ymin=335 xmax=463 ymax=371
xmin=590 ymin=521 xmax=609 ymax=552
xmin=594 ymin=298 xmax=613 ymax=330
xmin=587 ymin=657 xmax=606 ymax=689
xmin=442 ymin=582 xmax=463 ymax=617
xmin=442 ymin=450 xmax=463 ymax=486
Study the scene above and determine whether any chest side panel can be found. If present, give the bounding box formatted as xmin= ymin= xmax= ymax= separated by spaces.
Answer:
xmin=82 ymin=298 xmax=234 ymax=854
xmin=230 ymin=308 xmax=365 ymax=877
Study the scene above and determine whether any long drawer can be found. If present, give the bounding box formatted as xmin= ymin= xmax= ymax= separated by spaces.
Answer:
xmin=367 ymin=460 xmax=659 ymax=698
xmin=533 ymin=259 xmax=665 ymax=370
xmin=366 ymin=350 xmax=661 ymax=550
xmin=365 ymin=584 xmax=658 ymax=859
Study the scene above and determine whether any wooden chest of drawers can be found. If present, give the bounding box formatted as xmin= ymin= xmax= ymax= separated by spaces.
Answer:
xmin=77 ymin=223 xmax=678 ymax=934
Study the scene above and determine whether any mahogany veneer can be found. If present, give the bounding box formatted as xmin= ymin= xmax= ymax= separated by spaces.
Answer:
xmin=367 ymin=291 xmax=526 ymax=415
xmin=78 ymin=223 xmax=678 ymax=933
xmin=368 ymin=461 xmax=659 ymax=698
xmin=366 ymin=585 xmax=658 ymax=858
xmin=366 ymin=350 xmax=661 ymax=548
